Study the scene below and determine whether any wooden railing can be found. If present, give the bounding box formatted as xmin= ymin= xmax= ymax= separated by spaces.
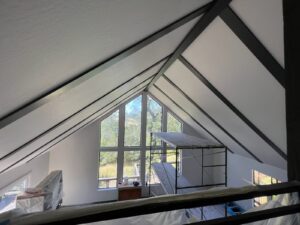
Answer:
xmin=14 ymin=181 xmax=300 ymax=225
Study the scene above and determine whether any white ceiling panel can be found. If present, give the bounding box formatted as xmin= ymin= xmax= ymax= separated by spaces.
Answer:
xmin=155 ymin=75 xmax=286 ymax=169
xmin=183 ymin=17 xmax=286 ymax=154
xmin=0 ymin=0 xmax=210 ymax=117
xmin=0 ymin=16 xmax=197 ymax=160
xmin=152 ymin=78 xmax=255 ymax=160
xmin=0 ymin=73 xmax=150 ymax=173
xmin=230 ymin=0 xmax=284 ymax=67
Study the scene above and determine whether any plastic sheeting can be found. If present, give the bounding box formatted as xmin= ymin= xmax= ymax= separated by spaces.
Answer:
xmin=245 ymin=193 xmax=300 ymax=225
xmin=0 ymin=195 xmax=17 ymax=214
xmin=35 ymin=170 xmax=63 ymax=210
xmin=9 ymin=197 xmax=190 ymax=225
xmin=16 ymin=196 xmax=44 ymax=213
xmin=152 ymin=162 xmax=194 ymax=195
xmin=152 ymin=163 xmax=225 ymax=221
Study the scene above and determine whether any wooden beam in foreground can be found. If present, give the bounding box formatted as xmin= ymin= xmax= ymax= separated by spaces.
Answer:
xmin=12 ymin=181 xmax=300 ymax=225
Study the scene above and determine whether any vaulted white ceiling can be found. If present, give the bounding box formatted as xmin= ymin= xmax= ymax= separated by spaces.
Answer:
xmin=0 ymin=0 xmax=286 ymax=173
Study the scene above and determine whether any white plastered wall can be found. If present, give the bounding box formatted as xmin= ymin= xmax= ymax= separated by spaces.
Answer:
xmin=48 ymin=121 xmax=116 ymax=205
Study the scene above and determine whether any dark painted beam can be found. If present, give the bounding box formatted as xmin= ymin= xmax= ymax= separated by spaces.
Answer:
xmin=0 ymin=56 xmax=168 ymax=162
xmin=161 ymin=75 xmax=262 ymax=162
xmin=220 ymin=7 xmax=285 ymax=87
xmin=2 ymin=78 xmax=150 ymax=174
xmin=0 ymin=2 xmax=212 ymax=130
xmin=283 ymin=0 xmax=300 ymax=181
xmin=146 ymin=0 xmax=232 ymax=90
xmin=189 ymin=204 xmax=300 ymax=225
xmin=153 ymin=85 xmax=233 ymax=154
xmin=179 ymin=55 xmax=287 ymax=161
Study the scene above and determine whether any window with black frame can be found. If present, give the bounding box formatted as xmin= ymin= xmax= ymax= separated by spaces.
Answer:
xmin=252 ymin=170 xmax=281 ymax=207
xmin=98 ymin=93 xmax=183 ymax=189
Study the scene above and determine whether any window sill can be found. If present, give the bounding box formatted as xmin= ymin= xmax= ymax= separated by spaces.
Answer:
xmin=97 ymin=187 xmax=118 ymax=192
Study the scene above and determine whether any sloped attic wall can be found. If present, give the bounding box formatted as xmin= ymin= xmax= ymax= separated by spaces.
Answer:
xmin=0 ymin=0 xmax=288 ymax=207
xmin=149 ymin=0 xmax=286 ymax=170
xmin=0 ymin=0 xmax=212 ymax=173
xmin=0 ymin=0 xmax=286 ymax=182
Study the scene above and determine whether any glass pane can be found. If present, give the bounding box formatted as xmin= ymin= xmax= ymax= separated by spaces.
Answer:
xmin=146 ymin=96 xmax=162 ymax=146
xmin=98 ymin=152 xmax=118 ymax=188
xmin=258 ymin=172 xmax=272 ymax=185
xmin=253 ymin=170 xmax=281 ymax=207
xmin=125 ymin=96 xmax=142 ymax=146
xmin=146 ymin=150 xmax=162 ymax=184
xmin=166 ymin=149 xmax=181 ymax=173
xmin=166 ymin=150 xmax=176 ymax=163
xmin=99 ymin=179 xmax=117 ymax=189
xmin=253 ymin=170 xmax=259 ymax=184
xmin=123 ymin=151 xmax=141 ymax=184
xmin=100 ymin=111 xmax=119 ymax=147
xmin=167 ymin=112 xmax=182 ymax=132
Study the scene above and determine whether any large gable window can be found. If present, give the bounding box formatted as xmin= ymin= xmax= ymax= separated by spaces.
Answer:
xmin=98 ymin=93 xmax=184 ymax=189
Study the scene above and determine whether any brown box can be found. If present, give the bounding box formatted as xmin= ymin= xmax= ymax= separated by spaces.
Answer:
xmin=118 ymin=186 xmax=142 ymax=201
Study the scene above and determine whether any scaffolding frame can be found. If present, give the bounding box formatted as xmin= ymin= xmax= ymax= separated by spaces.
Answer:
xmin=148 ymin=132 xmax=228 ymax=219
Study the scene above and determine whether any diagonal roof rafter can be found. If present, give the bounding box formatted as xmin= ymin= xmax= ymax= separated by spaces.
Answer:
xmin=160 ymin=75 xmax=262 ymax=162
xmin=146 ymin=0 xmax=232 ymax=90
xmin=220 ymin=7 xmax=285 ymax=87
xmin=152 ymin=85 xmax=233 ymax=154
xmin=179 ymin=55 xmax=287 ymax=161
xmin=146 ymin=0 xmax=286 ymax=163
